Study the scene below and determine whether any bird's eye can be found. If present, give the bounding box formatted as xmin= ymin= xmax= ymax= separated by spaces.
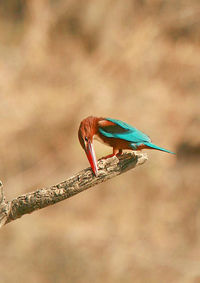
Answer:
xmin=85 ymin=137 xmax=88 ymax=142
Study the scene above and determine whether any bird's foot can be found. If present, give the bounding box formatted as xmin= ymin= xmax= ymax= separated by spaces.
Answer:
xmin=100 ymin=150 xmax=122 ymax=160
xmin=101 ymin=153 xmax=115 ymax=160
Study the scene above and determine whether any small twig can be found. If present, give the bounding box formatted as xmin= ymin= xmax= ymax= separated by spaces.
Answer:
xmin=0 ymin=152 xmax=147 ymax=228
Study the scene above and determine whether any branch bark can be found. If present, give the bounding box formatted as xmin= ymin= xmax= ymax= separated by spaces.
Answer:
xmin=0 ymin=152 xmax=147 ymax=228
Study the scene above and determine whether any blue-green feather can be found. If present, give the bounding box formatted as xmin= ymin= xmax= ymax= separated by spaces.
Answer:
xmin=141 ymin=142 xmax=175 ymax=154
xmin=99 ymin=118 xmax=175 ymax=154
xmin=99 ymin=118 xmax=151 ymax=143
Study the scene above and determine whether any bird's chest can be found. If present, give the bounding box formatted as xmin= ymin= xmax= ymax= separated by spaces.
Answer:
xmin=94 ymin=133 xmax=132 ymax=150
xmin=93 ymin=134 xmax=110 ymax=146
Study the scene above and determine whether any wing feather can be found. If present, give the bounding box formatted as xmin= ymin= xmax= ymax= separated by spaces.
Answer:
xmin=98 ymin=118 xmax=151 ymax=143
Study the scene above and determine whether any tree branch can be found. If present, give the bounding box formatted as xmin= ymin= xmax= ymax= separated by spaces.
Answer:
xmin=0 ymin=152 xmax=147 ymax=228
xmin=0 ymin=181 xmax=11 ymax=228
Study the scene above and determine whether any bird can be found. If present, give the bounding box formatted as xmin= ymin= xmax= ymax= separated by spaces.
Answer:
xmin=78 ymin=116 xmax=175 ymax=176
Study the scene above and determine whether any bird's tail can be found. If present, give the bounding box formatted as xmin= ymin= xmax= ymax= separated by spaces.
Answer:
xmin=144 ymin=142 xmax=175 ymax=154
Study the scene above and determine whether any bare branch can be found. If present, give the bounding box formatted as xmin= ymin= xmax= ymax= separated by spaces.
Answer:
xmin=0 ymin=152 xmax=147 ymax=228
xmin=0 ymin=182 xmax=11 ymax=228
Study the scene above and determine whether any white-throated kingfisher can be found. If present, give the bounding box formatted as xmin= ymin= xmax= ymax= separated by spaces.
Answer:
xmin=78 ymin=116 xmax=175 ymax=176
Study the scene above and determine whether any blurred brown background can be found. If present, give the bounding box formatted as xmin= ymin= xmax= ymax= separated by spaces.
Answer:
xmin=0 ymin=0 xmax=200 ymax=282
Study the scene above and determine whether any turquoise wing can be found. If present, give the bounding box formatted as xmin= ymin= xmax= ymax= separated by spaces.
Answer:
xmin=99 ymin=118 xmax=151 ymax=143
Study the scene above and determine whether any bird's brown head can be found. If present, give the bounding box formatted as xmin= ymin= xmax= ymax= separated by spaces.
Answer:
xmin=78 ymin=116 xmax=99 ymax=176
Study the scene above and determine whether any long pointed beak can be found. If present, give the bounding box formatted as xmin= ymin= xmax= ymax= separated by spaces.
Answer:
xmin=85 ymin=140 xmax=98 ymax=176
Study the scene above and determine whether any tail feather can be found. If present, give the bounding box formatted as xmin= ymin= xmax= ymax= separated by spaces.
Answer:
xmin=144 ymin=142 xmax=175 ymax=154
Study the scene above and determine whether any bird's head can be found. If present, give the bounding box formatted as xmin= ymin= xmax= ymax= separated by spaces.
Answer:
xmin=78 ymin=117 xmax=98 ymax=176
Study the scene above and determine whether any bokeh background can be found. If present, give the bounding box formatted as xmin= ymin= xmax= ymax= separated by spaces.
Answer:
xmin=0 ymin=0 xmax=200 ymax=282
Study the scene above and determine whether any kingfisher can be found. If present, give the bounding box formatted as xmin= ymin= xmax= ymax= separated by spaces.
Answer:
xmin=78 ymin=116 xmax=175 ymax=176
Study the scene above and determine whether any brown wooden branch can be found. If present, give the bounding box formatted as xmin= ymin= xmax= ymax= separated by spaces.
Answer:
xmin=0 ymin=181 xmax=11 ymax=228
xmin=0 ymin=152 xmax=147 ymax=228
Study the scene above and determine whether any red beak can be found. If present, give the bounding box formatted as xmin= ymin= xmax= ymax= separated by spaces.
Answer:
xmin=85 ymin=140 xmax=98 ymax=176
